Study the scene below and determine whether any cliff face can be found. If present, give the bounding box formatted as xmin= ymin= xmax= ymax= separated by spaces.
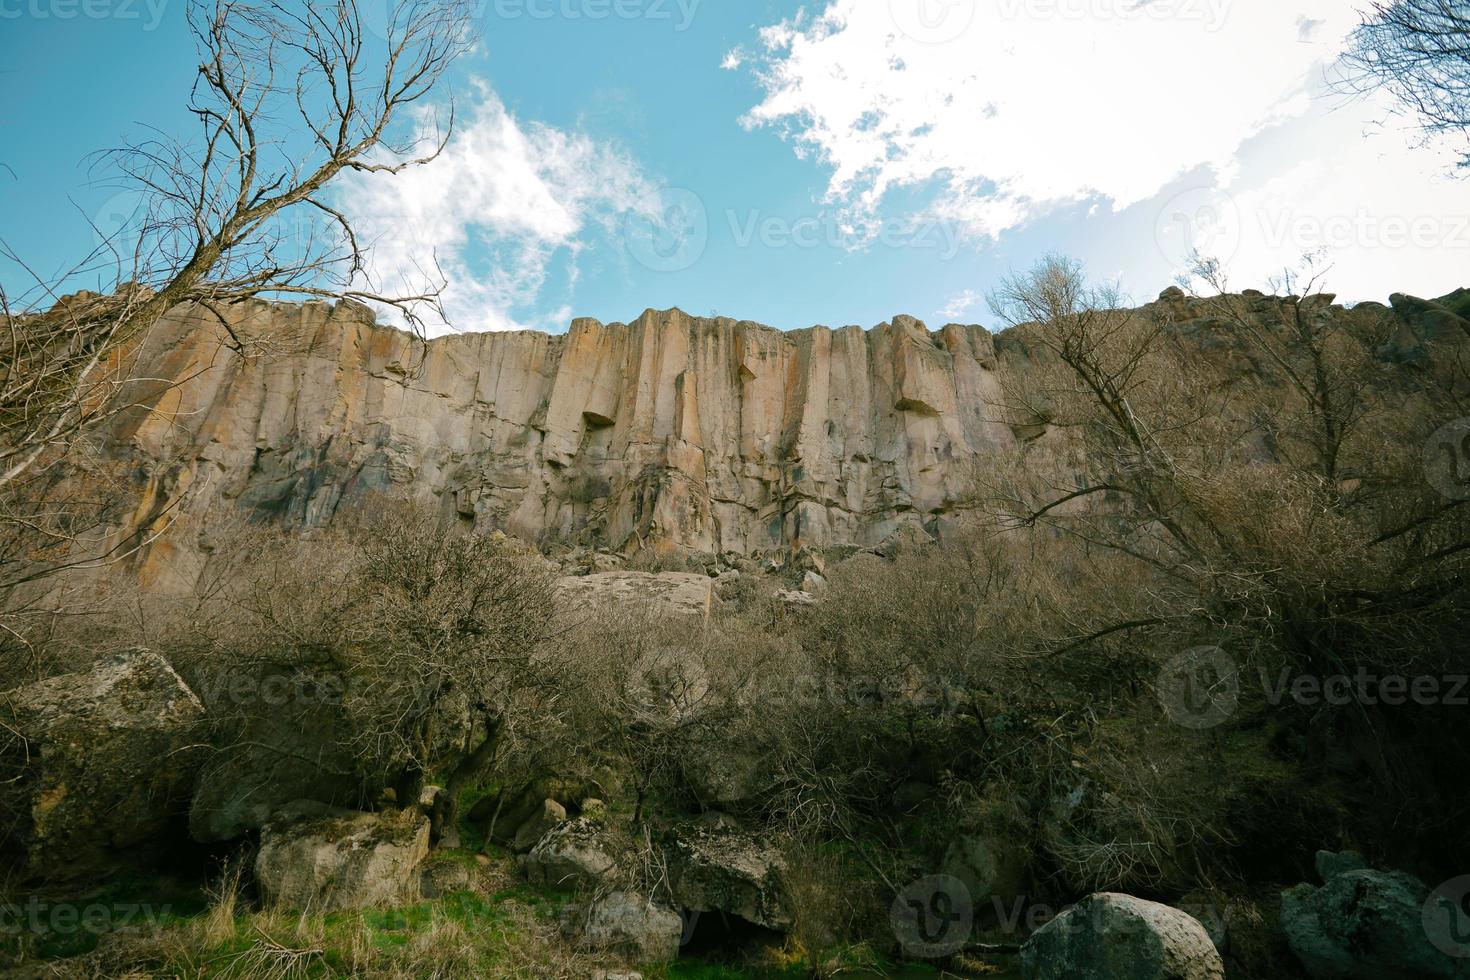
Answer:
xmin=103 ymin=299 xmax=1024 ymax=587
xmin=51 ymin=286 xmax=1468 ymax=590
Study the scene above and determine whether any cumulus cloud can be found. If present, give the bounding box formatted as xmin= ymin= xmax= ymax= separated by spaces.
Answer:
xmin=338 ymin=86 xmax=659 ymax=334
xmin=739 ymin=0 xmax=1363 ymax=241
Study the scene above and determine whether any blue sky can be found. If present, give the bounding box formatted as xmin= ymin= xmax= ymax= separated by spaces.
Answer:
xmin=3 ymin=0 xmax=1469 ymax=335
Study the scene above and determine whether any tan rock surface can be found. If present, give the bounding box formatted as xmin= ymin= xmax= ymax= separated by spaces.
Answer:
xmin=85 ymin=298 xmax=1025 ymax=587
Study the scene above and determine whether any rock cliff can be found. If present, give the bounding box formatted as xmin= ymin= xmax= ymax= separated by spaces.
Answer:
xmin=73 ymin=286 xmax=1463 ymax=590
xmin=96 ymin=299 xmax=1024 ymax=588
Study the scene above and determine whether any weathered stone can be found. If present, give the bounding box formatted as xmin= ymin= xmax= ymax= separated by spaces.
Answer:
xmin=1391 ymin=292 xmax=1470 ymax=341
xmin=670 ymin=827 xmax=791 ymax=931
xmin=1281 ymin=867 xmax=1462 ymax=979
xmin=0 ymin=650 xmax=206 ymax=878
xmin=521 ymin=818 xmax=625 ymax=890
xmin=512 ymin=798 xmax=568 ymax=852
xmin=1020 ymin=893 xmax=1224 ymax=980
xmin=572 ymin=891 xmax=684 ymax=962
xmin=420 ymin=855 xmax=476 ymax=898
xmin=557 ymin=572 xmax=715 ymax=617
xmin=67 ymin=300 xmax=1023 ymax=591
xmin=255 ymin=804 xmax=430 ymax=911
xmin=187 ymin=665 xmax=369 ymax=842
xmin=682 ymin=742 xmax=770 ymax=808
xmin=775 ymin=589 xmax=817 ymax=609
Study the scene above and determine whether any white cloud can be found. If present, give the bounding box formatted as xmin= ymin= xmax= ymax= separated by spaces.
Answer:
xmin=740 ymin=0 xmax=1363 ymax=241
xmin=720 ymin=47 xmax=745 ymax=71
xmin=339 ymin=86 xmax=659 ymax=334
xmin=1164 ymin=96 xmax=1470 ymax=303
xmin=938 ymin=288 xmax=982 ymax=320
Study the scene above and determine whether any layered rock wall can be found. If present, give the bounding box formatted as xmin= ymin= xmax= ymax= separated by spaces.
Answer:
xmin=98 ymin=299 xmax=1024 ymax=587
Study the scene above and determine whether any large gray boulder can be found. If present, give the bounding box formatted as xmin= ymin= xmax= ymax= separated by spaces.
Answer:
xmin=0 ymin=650 xmax=206 ymax=878
xmin=521 ymin=818 xmax=626 ymax=890
xmin=670 ymin=826 xmax=792 ymax=931
xmin=1281 ymin=856 xmax=1463 ymax=979
xmin=571 ymin=891 xmax=685 ymax=962
xmin=1021 ymin=893 xmax=1224 ymax=980
xmin=255 ymin=803 xmax=430 ymax=911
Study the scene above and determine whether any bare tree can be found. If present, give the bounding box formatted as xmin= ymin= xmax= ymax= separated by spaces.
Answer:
xmin=0 ymin=0 xmax=474 ymax=616
xmin=1342 ymin=0 xmax=1470 ymax=170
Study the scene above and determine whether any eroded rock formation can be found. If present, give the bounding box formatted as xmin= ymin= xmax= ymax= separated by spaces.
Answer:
xmin=72 ymin=286 xmax=1463 ymax=589
xmin=94 ymin=299 xmax=1022 ymax=589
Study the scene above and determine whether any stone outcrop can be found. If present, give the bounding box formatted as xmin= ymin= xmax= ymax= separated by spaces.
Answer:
xmin=1281 ymin=853 xmax=1464 ymax=979
xmin=51 ymin=286 xmax=1460 ymax=588
xmin=557 ymin=571 xmax=715 ymax=617
xmin=569 ymin=891 xmax=686 ymax=963
xmin=254 ymin=803 xmax=430 ymax=911
xmin=1020 ymin=892 xmax=1225 ymax=980
xmin=0 ymin=650 xmax=206 ymax=878
xmin=84 ymin=299 xmax=1023 ymax=590
xmin=669 ymin=825 xmax=792 ymax=931
xmin=521 ymin=817 xmax=627 ymax=890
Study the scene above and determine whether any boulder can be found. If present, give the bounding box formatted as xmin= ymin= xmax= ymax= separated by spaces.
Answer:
xmin=775 ymin=589 xmax=817 ymax=610
xmin=1390 ymin=292 xmax=1470 ymax=340
xmin=0 ymin=650 xmax=206 ymax=878
xmin=571 ymin=891 xmax=684 ymax=962
xmin=1020 ymin=893 xmax=1224 ymax=980
xmin=420 ymin=855 xmax=476 ymax=898
xmin=521 ymin=818 xmax=624 ymax=890
xmin=872 ymin=522 xmax=937 ymax=559
xmin=255 ymin=804 xmax=430 ymax=911
xmin=670 ymin=827 xmax=791 ymax=931
xmin=556 ymin=572 xmax=715 ymax=617
xmin=512 ymin=798 xmax=568 ymax=852
xmin=1281 ymin=865 xmax=1461 ymax=979
xmin=802 ymin=571 xmax=828 ymax=594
